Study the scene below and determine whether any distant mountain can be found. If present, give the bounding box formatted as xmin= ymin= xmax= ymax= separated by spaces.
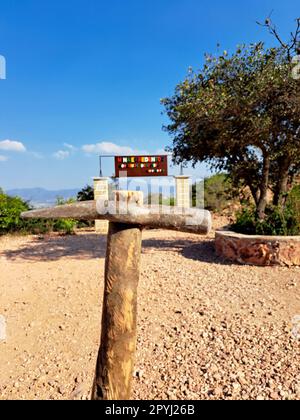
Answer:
xmin=7 ymin=188 xmax=79 ymax=208
xmin=6 ymin=182 xmax=175 ymax=208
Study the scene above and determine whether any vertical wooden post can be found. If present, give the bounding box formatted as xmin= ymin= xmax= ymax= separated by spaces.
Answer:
xmin=92 ymin=222 xmax=142 ymax=400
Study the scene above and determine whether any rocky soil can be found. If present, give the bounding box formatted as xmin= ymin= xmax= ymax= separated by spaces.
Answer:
xmin=0 ymin=218 xmax=300 ymax=400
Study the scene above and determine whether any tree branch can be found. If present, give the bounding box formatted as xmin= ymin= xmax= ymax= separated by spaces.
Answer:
xmin=257 ymin=17 xmax=300 ymax=57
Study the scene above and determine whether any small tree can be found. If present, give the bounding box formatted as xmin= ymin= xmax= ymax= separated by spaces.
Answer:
xmin=77 ymin=185 xmax=94 ymax=202
xmin=0 ymin=190 xmax=29 ymax=233
xmin=192 ymin=174 xmax=236 ymax=212
xmin=162 ymin=19 xmax=300 ymax=220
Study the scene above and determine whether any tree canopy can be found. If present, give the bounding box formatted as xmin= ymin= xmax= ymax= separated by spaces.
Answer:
xmin=162 ymin=20 xmax=300 ymax=219
xmin=77 ymin=185 xmax=94 ymax=202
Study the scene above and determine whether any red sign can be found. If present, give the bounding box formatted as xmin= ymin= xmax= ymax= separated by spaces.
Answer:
xmin=115 ymin=155 xmax=168 ymax=178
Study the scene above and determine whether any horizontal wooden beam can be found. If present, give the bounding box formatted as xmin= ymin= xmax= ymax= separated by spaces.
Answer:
xmin=22 ymin=201 xmax=212 ymax=235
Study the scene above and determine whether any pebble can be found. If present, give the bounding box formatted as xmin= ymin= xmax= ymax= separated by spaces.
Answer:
xmin=0 ymin=315 xmax=7 ymax=341
xmin=1 ymin=227 xmax=300 ymax=400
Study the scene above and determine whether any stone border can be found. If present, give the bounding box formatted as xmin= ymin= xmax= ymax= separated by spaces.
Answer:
xmin=215 ymin=230 xmax=300 ymax=267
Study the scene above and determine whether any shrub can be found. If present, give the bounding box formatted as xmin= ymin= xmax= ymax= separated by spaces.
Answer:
xmin=0 ymin=191 xmax=78 ymax=236
xmin=53 ymin=197 xmax=77 ymax=234
xmin=192 ymin=174 xmax=236 ymax=212
xmin=20 ymin=219 xmax=54 ymax=235
xmin=53 ymin=219 xmax=76 ymax=235
xmin=0 ymin=192 xmax=30 ymax=234
xmin=233 ymin=186 xmax=300 ymax=236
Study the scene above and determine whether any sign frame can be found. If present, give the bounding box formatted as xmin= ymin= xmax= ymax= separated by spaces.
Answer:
xmin=114 ymin=155 xmax=169 ymax=178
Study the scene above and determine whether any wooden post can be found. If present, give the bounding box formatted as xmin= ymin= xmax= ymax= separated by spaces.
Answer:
xmin=92 ymin=222 xmax=143 ymax=400
xmin=21 ymin=201 xmax=212 ymax=400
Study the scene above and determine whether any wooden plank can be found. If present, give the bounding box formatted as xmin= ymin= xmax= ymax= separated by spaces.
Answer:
xmin=21 ymin=201 xmax=212 ymax=235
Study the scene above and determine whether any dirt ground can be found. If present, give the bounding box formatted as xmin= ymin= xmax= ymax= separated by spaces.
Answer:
xmin=0 ymin=217 xmax=300 ymax=400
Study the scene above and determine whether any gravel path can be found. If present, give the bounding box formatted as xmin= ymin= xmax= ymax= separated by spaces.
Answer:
xmin=0 ymin=221 xmax=299 ymax=400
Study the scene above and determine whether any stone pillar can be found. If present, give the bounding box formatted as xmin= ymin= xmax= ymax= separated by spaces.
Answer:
xmin=174 ymin=176 xmax=190 ymax=208
xmin=94 ymin=177 xmax=109 ymax=234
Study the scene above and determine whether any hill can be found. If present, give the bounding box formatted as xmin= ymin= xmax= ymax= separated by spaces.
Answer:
xmin=6 ymin=188 xmax=79 ymax=208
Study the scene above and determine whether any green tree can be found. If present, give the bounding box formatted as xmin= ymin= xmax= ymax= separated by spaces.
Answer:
xmin=77 ymin=185 xmax=94 ymax=201
xmin=192 ymin=174 xmax=236 ymax=212
xmin=162 ymin=19 xmax=300 ymax=220
xmin=0 ymin=191 xmax=29 ymax=233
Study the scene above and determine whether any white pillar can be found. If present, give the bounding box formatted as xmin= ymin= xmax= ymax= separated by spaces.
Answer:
xmin=174 ymin=176 xmax=190 ymax=208
xmin=94 ymin=177 xmax=109 ymax=234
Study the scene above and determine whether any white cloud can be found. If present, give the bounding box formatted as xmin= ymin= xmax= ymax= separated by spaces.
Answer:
xmin=0 ymin=155 xmax=8 ymax=162
xmin=29 ymin=152 xmax=44 ymax=159
xmin=63 ymin=143 xmax=77 ymax=151
xmin=82 ymin=142 xmax=148 ymax=155
xmin=53 ymin=150 xmax=70 ymax=160
xmin=156 ymin=148 xmax=171 ymax=155
xmin=0 ymin=139 xmax=26 ymax=152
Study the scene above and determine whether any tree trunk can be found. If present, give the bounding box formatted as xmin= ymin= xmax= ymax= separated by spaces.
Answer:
xmin=92 ymin=222 xmax=142 ymax=400
xmin=257 ymin=155 xmax=270 ymax=220
xmin=249 ymin=185 xmax=260 ymax=207
xmin=273 ymin=158 xmax=291 ymax=207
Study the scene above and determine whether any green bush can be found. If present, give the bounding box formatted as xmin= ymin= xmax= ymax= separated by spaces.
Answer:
xmin=233 ymin=187 xmax=300 ymax=236
xmin=0 ymin=191 xmax=30 ymax=233
xmin=287 ymin=185 xmax=300 ymax=222
xmin=53 ymin=197 xmax=77 ymax=234
xmin=53 ymin=219 xmax=76 ymax=235
xmin=20 ymin=219 xmax=55 ymax=235
xmin=0 ymin=191 xmax=78 ymax=236
xmin=192 ymin=174 xmax=236 ymax=212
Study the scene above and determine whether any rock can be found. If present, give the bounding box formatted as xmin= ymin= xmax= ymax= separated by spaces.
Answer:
xmin=215 ymin=231 xmax=300 ymax=267
xmin=70 ymin=383 xmax=85 ymax=399
xmin=58 ymin=386 xmax=66 ymax=395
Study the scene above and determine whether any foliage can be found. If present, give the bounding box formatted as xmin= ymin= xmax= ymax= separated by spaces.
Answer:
xmin=52 ymin=219 xmax=76 ymax=235
xmin=76 ymin=186 xmax=95 ymax=227
xmin=0 ymin=191 xmax=30 ymax=233
xmin=162 ymin=20 xmax=300 ymax=220
xmin=147 ymin=193 xmax=175 ymax=206
xmin=53 ymin=197 xmax=77 ymax=234
xmin=164 ymin=197 xmax=176 ymax=207
xmin=0 ymin=192 xmax=78 ymax=235
xmin=77 ymin=185 xmax=94 ymax=202
xmin=233 ymin=186 xmax=300 ymax=235
xmin=287 ymin=184 xmax=300 ymax=218
xmin=192 ymin=174 xmax=236 ymax=212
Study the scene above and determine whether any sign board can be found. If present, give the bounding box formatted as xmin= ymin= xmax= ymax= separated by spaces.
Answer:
xmin=115 ymin=155 xmax=168 ymax=178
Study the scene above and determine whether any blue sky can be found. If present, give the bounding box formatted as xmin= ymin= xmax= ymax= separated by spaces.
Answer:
xmin=0 ymin=0 xmax=299 ymax=190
